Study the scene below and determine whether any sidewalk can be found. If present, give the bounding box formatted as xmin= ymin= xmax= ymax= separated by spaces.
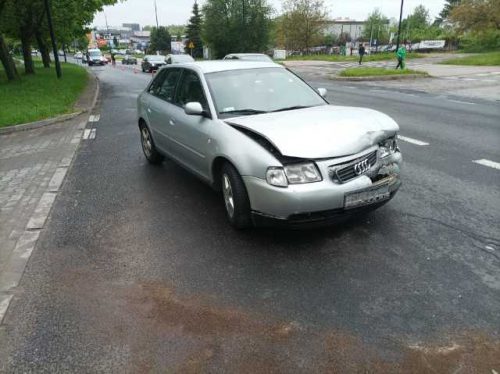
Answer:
xmin=0 ymin=73 xmax=98 ymax=322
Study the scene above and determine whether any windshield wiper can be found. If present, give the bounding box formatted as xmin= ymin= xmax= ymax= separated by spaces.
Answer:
xmin=219 ymin=108 xmax=268 ymax=115
xmin=271 ymin=105 xmax=312 ymax=113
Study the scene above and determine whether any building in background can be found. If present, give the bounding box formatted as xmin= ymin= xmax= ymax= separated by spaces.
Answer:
xmin=122 ymin=23 xmax=140 ymax=32
xmin=323 ymin=18 xmax=365 ymax=41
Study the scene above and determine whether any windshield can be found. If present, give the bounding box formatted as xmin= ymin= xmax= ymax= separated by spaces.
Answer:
xmin=147 ymin=55 xmax=165 ymax=62
xmin=173 ymin=55 xmax=195 ymax=62
xmin=239 ymin=54 xmax=272 ymax=62
xmin=206 ymin=68 xmax=326 ymax=118
xmin=88 ymin=51 xmax=102 ymax=58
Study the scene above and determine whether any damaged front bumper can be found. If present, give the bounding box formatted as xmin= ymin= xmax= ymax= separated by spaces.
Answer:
xmin=243 ymin=148 xmax=402 ymax=227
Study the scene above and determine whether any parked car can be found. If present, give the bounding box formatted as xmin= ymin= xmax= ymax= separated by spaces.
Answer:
xmin=122 ymin=55 xmax=137 ymax=65
xmin=87 ymin=49 xmax=105 ymax=66
xmin=141 ymin=55 xmax=166 ymax=72
xmin=165 ymin=54 xmax=195 ymax=64
xmin=74 ymin=51 xmax=83 ymax=59
xmin=223 ymin=53 xmax=273 ymax=62
xmin=137 ymin=61 xmax=402 ymax=228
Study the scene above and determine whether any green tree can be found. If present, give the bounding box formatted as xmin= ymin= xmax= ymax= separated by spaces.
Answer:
xmin=362 ymin=9 xmax=390 ymax=45
xmin=185 ymin=1 xmax=203 ymax=57
xmin=0 ymin=0 xmax=19 ymax=80
xmin=1 ymin=0 xmax=119 ymax=76
xmin=149 ymin=26 xmax=171 ymax=53
xmin=280 ymin=0 xmax=328 ymax=53
xmin=436 ymin=0 xmax=462 ymax=23
xmin=400 ymin=5 xmax=430 ymax=42
xmin=203 ymin=0 xmax=272 ymax=58
xmin=167 ymin=24 xmax=186 ymax=37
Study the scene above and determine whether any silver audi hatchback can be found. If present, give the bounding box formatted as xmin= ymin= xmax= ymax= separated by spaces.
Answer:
xmin=137 ymin=61 xmax=402 ymax=228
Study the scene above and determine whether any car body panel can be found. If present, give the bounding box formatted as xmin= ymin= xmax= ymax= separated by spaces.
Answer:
xmin=225 ymin=105 xmax=399 ymax=158
xmin=137 ymin=62 xmax=402 ymax=224
xmin=223 ymin=53 xmax=273 ymax=62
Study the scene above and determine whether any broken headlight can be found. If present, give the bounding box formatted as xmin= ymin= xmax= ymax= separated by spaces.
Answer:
xmin=266 ymin=163 xmax=322 ymax=187
xmin=379 ymin=136 xmax=398 ymax=158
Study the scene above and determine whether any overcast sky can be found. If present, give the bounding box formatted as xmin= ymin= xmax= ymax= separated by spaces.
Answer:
xmin=92 ymin=0 xmax=446 ymax=29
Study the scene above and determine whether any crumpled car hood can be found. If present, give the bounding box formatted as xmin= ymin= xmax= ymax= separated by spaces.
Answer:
xmin=226 ymin=105 xmax=399 ymax=159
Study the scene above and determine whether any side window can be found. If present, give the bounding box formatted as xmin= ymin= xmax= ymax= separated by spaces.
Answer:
xmin=175 ymin=70 xmax=209 ymax=111
xmin=147 ymin=70 xmax=167 ymax=96
xmin=156 ymin=69 xmax=182 ymax=102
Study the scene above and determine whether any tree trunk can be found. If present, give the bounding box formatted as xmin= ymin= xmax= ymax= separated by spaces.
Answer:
xmin=20 ymin=29 xmax=35 ymax=74
xmin=35 ymin=31 xmax=51 ymax=68
xmin=0 ymin=33 xmax=19 ymax=80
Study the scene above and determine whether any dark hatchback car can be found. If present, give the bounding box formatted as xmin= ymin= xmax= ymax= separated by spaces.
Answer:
xmin=122 ymin=55 xmax=137 ymax=65
xmin=141 ymin=55 xmax=166 ymax=72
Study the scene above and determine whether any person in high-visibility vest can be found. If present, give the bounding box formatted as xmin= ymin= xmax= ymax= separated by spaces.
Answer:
xmin=396 ymin=45 xmax=407 ymax=70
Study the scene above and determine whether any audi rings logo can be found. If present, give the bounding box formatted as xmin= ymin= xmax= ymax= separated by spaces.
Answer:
xmin=353 ymin=159 xmax=370 ymax=175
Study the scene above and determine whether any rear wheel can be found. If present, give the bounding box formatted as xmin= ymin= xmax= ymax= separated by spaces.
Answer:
xmin=140 ymin=124 xmax=163 ymax=164
xmin=221 ymin=163 xmax=252 ymax=229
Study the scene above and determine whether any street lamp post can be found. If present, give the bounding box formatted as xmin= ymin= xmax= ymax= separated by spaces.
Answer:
xmin=396 ymin=0 xmax=404 ymax=51
xmin=43 ymin=0 xmax=62 ymax=78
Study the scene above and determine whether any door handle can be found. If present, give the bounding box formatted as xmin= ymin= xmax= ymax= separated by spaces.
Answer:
xmin=169 ymin=119 xmax=176 ymax=126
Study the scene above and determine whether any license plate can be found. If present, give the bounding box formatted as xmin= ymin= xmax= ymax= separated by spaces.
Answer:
xmin=344 ymin=183 xmax=390 ymax=209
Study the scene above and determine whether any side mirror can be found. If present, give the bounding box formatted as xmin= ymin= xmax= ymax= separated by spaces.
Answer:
xmin=317 ymin=88 xmax=327 ymax=97
xmin=184 ymin=102 xmax=204 ymax=116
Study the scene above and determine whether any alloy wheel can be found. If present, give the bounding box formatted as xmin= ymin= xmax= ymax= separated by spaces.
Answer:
xmin=222 ymin=174 xmax=235 ymax=218
xmin=141 ymin=127 xmax=152 ymax=157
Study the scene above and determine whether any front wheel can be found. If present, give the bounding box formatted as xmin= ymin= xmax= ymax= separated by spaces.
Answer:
xmin=221 ymin=163 xmax=252 ymax=229
xmin=140 ymin=124 xmax=163 ymax=164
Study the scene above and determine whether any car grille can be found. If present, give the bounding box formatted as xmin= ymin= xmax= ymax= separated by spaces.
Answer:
xmin=329 ymin=150 xmax=378 ymax=183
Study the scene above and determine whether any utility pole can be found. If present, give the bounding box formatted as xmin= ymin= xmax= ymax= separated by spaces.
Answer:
xmin=154 ymin=0 xmax=159 ymax=28
xmin=396 ymin=0 xmax=404 ymax=51
xmin=43 ymin=0 xmax=62 ymax=78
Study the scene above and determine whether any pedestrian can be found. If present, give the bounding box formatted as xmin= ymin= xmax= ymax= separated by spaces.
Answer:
xmin=358 ymin=43 xmax=366 ymax=65
xmin=111 ymin=53 xmax=116 ymax=67
xmin=395 ymin=45 xmax=406 ymax=70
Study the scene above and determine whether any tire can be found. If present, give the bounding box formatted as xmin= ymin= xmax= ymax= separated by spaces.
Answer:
xmin=140 ymin=124 xmax=164 ymax=164
xmin=142 ymin=66 xmax=145 ymax=73
xmin=220 ymin=163 xmax=252 ymax=229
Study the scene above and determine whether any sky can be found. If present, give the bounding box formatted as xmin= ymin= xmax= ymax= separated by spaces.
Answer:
xmin=92 ymin=0 xmax=447 ymax=29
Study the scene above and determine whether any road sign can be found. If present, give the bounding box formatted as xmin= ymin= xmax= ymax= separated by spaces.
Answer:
xmin=188 ymin=41 xmax=195 ymax=49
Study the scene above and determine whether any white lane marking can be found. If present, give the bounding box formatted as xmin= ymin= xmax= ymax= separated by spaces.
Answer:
xmin=344 ymin=86 xmax=357 ymax=89
xmin=89 ymin=128 xmax=96 ymax=140
xmin=448 ymin=99 xmax=476 ymax=105
xmin=473 ymin=159 xmax=500 ymax=170
xmin=0 ymin=294 xmax=13 ymax=324
xmin=397 ymin=135 xmax=429 ymax=146
xmin=26 ymin=192 xmax=57 ymax=229
xmin=369 ymin=89 xmax=388 ymax=93
xmin=82 ymin=129 xmax=91 ymax=139
xmin=48 ymin=167 xmax=68 ymax=192
xmin=89 ymin=114 xmax=100 ymax=122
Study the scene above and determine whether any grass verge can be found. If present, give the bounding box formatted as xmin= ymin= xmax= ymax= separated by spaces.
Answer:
xmin=439 ymin=52 xmax=500 ymax=66
xmin=0 ymin=63 xmax=88 ymax=128
xmin=286 ymin=52 xmax=425 ymax=62
xmin=339 ymin=67 xmax=428 ymax=77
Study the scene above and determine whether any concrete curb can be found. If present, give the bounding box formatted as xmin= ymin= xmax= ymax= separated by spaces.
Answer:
xmin=0 ymin=71 xmax=100 ymax=136
xmin=330 ymin=74 xmax=429 ymax=81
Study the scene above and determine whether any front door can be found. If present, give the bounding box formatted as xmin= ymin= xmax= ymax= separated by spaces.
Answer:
xmin=145 ymin=68 xmax=182 ymax=154
xmin=168 ymin=69 xmax=212 ymax=180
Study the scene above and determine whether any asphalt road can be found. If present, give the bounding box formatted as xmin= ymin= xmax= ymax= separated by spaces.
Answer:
xmin=1 ymin=64 xmax=499 ymax=372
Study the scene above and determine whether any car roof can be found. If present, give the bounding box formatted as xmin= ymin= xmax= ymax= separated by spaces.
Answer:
xmin=166 ymin=60 xmax=282 ymax=74
xmin=226 ymin=53 xmax=268 ymax=57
